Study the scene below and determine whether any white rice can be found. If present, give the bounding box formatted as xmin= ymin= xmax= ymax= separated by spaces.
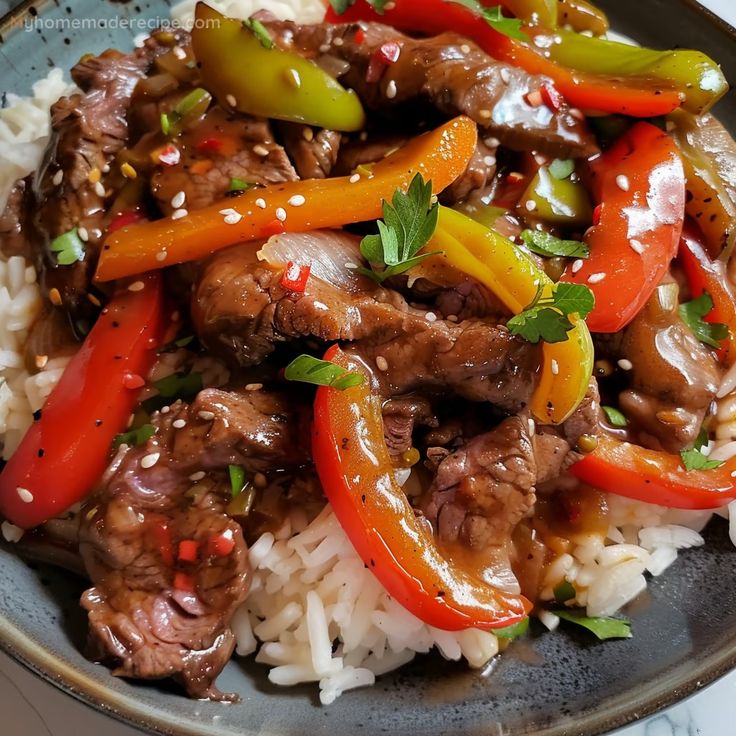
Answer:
xmin=0 ymin=0 xmax=734 ymax=705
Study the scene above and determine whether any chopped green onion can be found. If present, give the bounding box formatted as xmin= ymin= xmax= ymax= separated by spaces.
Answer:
xmin=142 ymin=371 xmax=203 ymax=414
xmin=284 ymin=355 xmax=364 ymax=390
xmin=494 ymin=617 xmax=530 ymax=639
xmin=553 ymin=580 xmax=576 ymax=604
xmin=602 ymin=406 xmax=627 ymax=427
xmin=228 ymin=465 xmax=246 ymax=497
xmin=228 ymin=178 xmax=255 ymax=193
xmin=554 ymin=609 xmax=632 ymax=640
xmin=112 ymin=423 xmax=155 ymax=449
xmin=548 ymin=159 xmax=576 ymax=180
xmin=49 ymin=228 xmax=86 ymax=266
xmin=242 ymin=17 xmax=275 ymax=48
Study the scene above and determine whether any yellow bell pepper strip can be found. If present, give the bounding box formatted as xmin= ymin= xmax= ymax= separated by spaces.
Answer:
xmin=537 ymin=29 xmax=728 ymax=116
xmin=519 ymin=165 xmax=592 ymax=227
xmin=430 ymin=207 xmax=593 ymax=424
xmin=669 ymin=110 xmax=736 ymax=258
xmin=312 ymin=345 xmax=532 ymax=630
xmin=95 ymin=116 xmax=478 ymax=282
xmin=556 ymin=0 xmax=609 ymax=36
xmin=192 ymin=3 xmax=365 ymax=132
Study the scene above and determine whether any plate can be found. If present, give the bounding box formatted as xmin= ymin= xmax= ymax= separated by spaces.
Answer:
xmin=1 ymin=1 xmax=736 ymax=734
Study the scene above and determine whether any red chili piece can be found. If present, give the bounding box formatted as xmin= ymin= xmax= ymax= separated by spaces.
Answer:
xmin=158 ymin=144 xmax=181 ymax=167
xmin=196 ymin=138 xmax=224 ymax=155
xmin=280 ymin=261 xmax=311 ymax=293
xmin=178 ymin=539 xmax=199 ymax=563
xmin=173 ymin=572 xmax=196 ymax=593
xmin=366 ymin=41 xmax=402 ymax=83
xmin=540 ymin=83 xmax=564 ymax=111
xmin=208 ymin=531 xmax=236 ymax=557
xmin=108 ymin=210 xmax=143 ymax=235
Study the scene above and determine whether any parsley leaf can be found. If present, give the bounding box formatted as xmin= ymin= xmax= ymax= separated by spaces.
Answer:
xmin=553 ymin=580 xmax=576 ymax=604
xmin=228 ymin=465 xmax=246 ymax=497
xmin=554 ymin=610 xmax=632 ymax=640
xmin=50 ymin=228 xmax=85 ymax=266
xmin=494 ymin=617 xmax=529 ymax=640
xmin=680 ymin=448 xmax=723 ymax=472
xmin=520 ymin=230 xmax=589 ymax=259
xmin=358 ymin=173 xmax=441 ymax=283
xmin=679 ymin=292 xmax=729 ymax=349
xmin=548 ymin=159 xmax=575 ymax=180
xmin=242 ymin=18 xmax=274 ymax=48
xmin=602 ymin=406 xmax=627 ymax=427
xmin=142 ymin=371 xmax=203 ymax=414
xmin=446 ymin=0 xmax=528 ymax=41
xmin=694 ymin=426 xmax=709 ymax=452
xmin=284 ymin=355 xmax=364 ymax=390
xmin=113 ymin=423 xmax=155 ymax=449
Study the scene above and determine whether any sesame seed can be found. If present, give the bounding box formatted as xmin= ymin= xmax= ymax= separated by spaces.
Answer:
xmin=246 ymin=383 xmax=263 ymax=391
xmin=500 ymin=68 xmax=511 ymax=84
xmin=77 ymin=226 xmax=89 ymax=242
xmin=525 ymin=200 xmax=537 ymax=212
xmin=17 ymin=487 xmax=33 ymax=503
xmin=571 ymin=259 xmax=584 ymax=274
xmin=478 ymin=108 xmax=492 ymax=119
xmin=102 ymin=163 xmax=110 ymax=173
xmin=384 ymin=0 xmax=396 ymax=8
xmin=527 ymin=418 xmax=536 ymax=437
xmin=52 ymin=169 xmax=64 ymax=186
xmin=447 ymin=314 xmax=459 ymax=322
xmin=731 ymin=470 xmax=736 ymax=478
xmin=629 ymin=239 xmax=645 ymax=254
xmin=35 ymin=354 xmax=48 ymax=369
xmin=189 ymin=471 xmax=206 ymax=482
xmin=171 ymin=208 xmax=188 ymax=220
xmin=128 ymin=281 xmax=145 ymax=292
xmin=319 ymin=43 xmax=331 ymax=53
xmin=313 ymin=301 xmax=329 ymax=311
xmin=198 ymin=410 xmax=215 ymax=421
xmin=172 ymin=419 xmax=187 ymax=429
xmin=333 ymin=36 xmax=344 ymax=46
xmin=288 ymin=194 xmax=306 ymax=207
xmin=376 ymin=356 xmax=389 ymax=372
xmin=94 ymin=181 xmax=106 ymax=198
xmin=359 ymin=131 xmax=368 ymax=142
xmin=551 ymin=359 xmax=559 ymax=375
xmin=254 ymin=472 xmax=268 ymax=488
xmin=349 ymin=173 xmax=361 ymax=184
xmin=460 ymin=44 xmax=471 ymax=54
xmin=88 ymin=167 xmax=102 ymax=184
xmin=226 ymin=93 xmax=237 ymax=107
xmin=121 ymin=162 xmax=137 ymax=179
xmin=155 ymin=250 xmax=168 ymax=262
xmin=485 ymin=136 xmax=500 ymax=148
xmin=48 ymin=287 xmax=62 ymax=306
xmin=425 ymin=312 xmax=438 ymax=322
xmin=615 ymin=174 xmax=630 ymax=192
xmin=171 ymin=190 xmax=186 ymax=209
xmin=345 ymin=261 xmax=358 ymax=270
xmin=1 ymin=521 xmax=24 ymax=543
xmin=141 ymin=453 xmax=160 ymax=469
xmin=483 ymin=155 xmax=496 ymax=167
xmin=302 ymin=127 xmax=314 ymax=142
xmin=256 ymin=198 xmax=267 ymax=209
xmin=219 ymin=207 xmax=242 ymax=225
xmin=275 ymin=207 xmax=287 ymax=222
xmin=88 ymin=293 xmax=101 ymax=308
xmin=569 ymin=108 xmax=585 ymax=120
xmin=618 ymin=358 xmax=633 ymax=371
xmin=386 ymin=80 xmax=398 ymax=99
xmin=160 ymin=406 xmax=170 ymax=415
xmin=253 ymin=144 xmax=270 ymax=157
xmin=587 ymin=272 xmax=606 ymax=284
xmin=173 ymin=45 xmax=186 ymax=60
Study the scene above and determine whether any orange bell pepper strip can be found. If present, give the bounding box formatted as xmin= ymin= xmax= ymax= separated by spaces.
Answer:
xmin=95 ymin=116 xmax=477 ymax=282
xmin=312 ymin=345 xmax=532 ymax=630
xmin=325 ymin=0 xmax=683 ymax=117
xmin=571 ymin=435 xmax=736 ymax=510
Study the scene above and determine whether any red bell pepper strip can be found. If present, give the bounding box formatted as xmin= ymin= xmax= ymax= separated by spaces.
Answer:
xmin=312 ymin=345 xmax=531 ymax=631
xmin=561 ymin=122 xmax=685 ymax=333
xmin=0 ymin=273 xmax=167 ymax=529
xmin=325 ymin=0 xmax=683 ymax=117
xmin=679 ymin=224 xmax=736 ymax=365
xmin=571 ymin=436 xmax=736 ymax=510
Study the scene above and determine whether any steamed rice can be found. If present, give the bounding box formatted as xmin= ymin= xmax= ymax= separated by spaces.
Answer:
xmin=0 ymin=0 xmax=734 ymax=706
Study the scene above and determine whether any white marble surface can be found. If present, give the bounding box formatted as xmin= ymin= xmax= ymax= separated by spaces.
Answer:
xmin=3 ymin=0 xmax=736 ymax=734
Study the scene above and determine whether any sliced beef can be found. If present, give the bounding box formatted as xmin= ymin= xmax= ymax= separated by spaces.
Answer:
xmin=0 ymin=178 xmax=34 ymax=258
xmin=151 ymin=106 xmax=298 ymax=215
xmin=441 ymin=137 xmax=497 ymax=204
xmin=334 ymin=133 xmax=408 ymax=175
xmin=278 ymin=122 xmax=342 ymax=180
xmin=193 ymin=232 xmax=540 ymax=413
xmin=611 ymin=282 xmax=721 ymax=452
xmin=382 ymin=396 xmax=437 ymax=456
xmin=78 ymin=385 xmax=309 ymax=699
xmin=420 ymin=414 xmax=536 ymax=553
xmin=267 ymin=20 xmax=598 ymax=159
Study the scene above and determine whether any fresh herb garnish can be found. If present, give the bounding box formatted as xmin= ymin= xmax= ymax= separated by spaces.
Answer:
xmin=679 ymin=291 xmax=729 ymax=349
xmin=548 ymin=159 xmax=575 ymax=180
xmin=446 ymin=0 xmax=528 ymax=41
xmin=694 ymin=426 xmax=709 ymax=452
xmin=328 ymin=0 xmax=389 ymax=13
xmin=554 ymin=610 xmax=632 ymax=640
xmin=553 ymin=580 xmax=576 ymax=604
xmin=142 ymin=371 xmax=203 ymax=414
xmin=228 ymin=178 xmax=255 ymax=193
xmin=284 ymin=355 xmax=365 ymax=390
xmin=112 ymin=423 xmax=155 ymax=449
xmin=50 ymin=228 xmax=85 ymax=266
xmin=242 ymin=17 xmax=274 ymax=48
xmin=494 ymin=617 xmax=530 ymax=640
xmin=680 ymin=448 xmax=723 ymax=472
xmin=161 ymin=88 xmax=212 ymax=137
xmin=602 ymin=406 xmax=627 ymax=428
xmin=520 ymin=230 xmax=589 ymax=259
xmin=228 ymin=464 xmax=246 ymax=497
xmin=507 ymin=282 xmax=595 ymax=344
xmin=357 ymin=173 xmax=441 ymax=284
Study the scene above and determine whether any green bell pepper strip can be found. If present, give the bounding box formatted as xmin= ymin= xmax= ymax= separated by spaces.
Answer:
xmin=429 ymin=207 xmax=594 ymax=424
xmin=192 ymin=4 xmax=366 ymax=132
xmin=501 ymin=0 xmax=556 ymax=26
xmin=519 ymin=166 xmax=592 ymax=227
xmin=537 ymin=28 xmax=728 ymax=116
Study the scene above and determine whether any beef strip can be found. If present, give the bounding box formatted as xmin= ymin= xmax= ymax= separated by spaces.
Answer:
xmin=0 ymin=178 xmax=34 ymax=257
xmin=278 ymin=122 xmax=342 ymax=179
xmin=78 ymin=386 xmax=308 ymax=699
xmin=151 ymin=106 xmax=298 ymax=214
xmin=266 ymin=20 xmax=598 ymax=159
xmin=441 ymin=137 xmax=497 ymax=204
xmin=608 ymin=281 xmax=721 ymax=452
xmin=193 ymin=232 xmax=540 ymax=413
xmin=382 ymin=396 xmax=437 ymax=456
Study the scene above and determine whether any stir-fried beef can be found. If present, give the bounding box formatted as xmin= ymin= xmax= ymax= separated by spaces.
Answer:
xmin=193 ymin=232 xmax=540 ymax=412
xmin=78 ymin=385 xmax=310 ymax=699
xmin=382 ymin=396 xmax=437 ymax=456
xmin=334 ymin=132 xmax=408 ymax=175
xmin=441 ymin=137 xmax=498 ymax=203
xmin=152 ymin=107 xmax=298 ymax=214
xmin=267 ymin=20 xmax=598 ymax=160
xmin=0 ymin=178 xmax=34 ymax=257
xmin=278 ymin=122 xmax=342 ymax=180
xmin=611 ymin=282 xmax=721 ymax=452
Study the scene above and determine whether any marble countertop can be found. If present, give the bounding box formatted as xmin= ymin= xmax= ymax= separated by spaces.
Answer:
xmin=2 ymin=0 xmax=736 ymax=734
